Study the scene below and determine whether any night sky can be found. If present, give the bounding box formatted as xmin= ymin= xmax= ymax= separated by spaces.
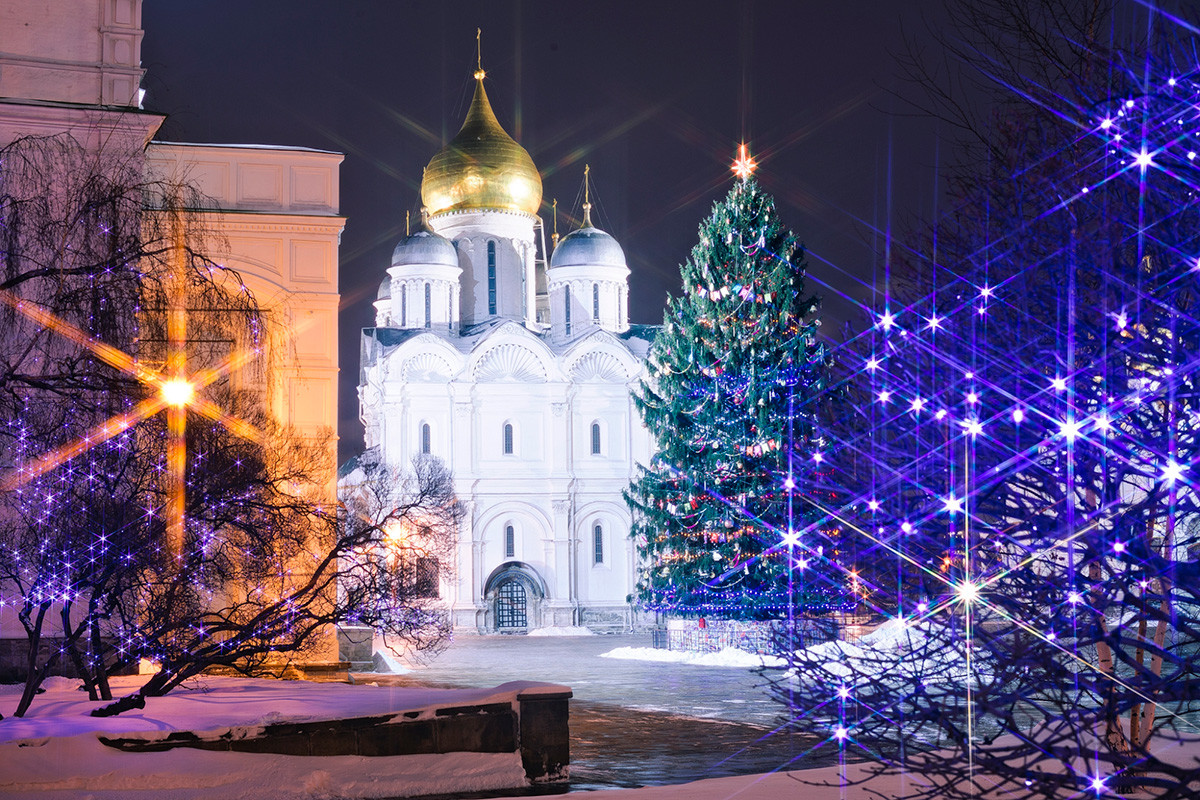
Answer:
xmin=140 ymin=1 xmax=948 ymax=463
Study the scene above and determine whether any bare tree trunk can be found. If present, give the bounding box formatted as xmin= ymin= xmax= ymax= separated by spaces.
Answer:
xmin=1090 ymin=561 xmax=1130 ymax=757
xmin=15 ymin=603 xmax=51 ymax=717
xmin=89 ymin=615 xmax=112 ymax=701
xmin=60 ymin=602 xmax=97 ymax=700
xmin=1137 ymin=504 xmax=1176 ymax=749
xmin=1128 ymin=613 xmax=1147 ymax=747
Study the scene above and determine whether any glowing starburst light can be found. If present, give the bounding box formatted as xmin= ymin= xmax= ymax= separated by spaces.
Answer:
xmin=1135 ymin=149 xmax=1154 ymax=169
xmin=0 ymin=231 xmax=275 ymax=561
xmin=731 ymin=143 xmax=757 ymax=180
xmin=943 ymin=494 xmax=964 ymax=514
xmin=955 ymin=580 xmax=980 ymax=604
xmin=1162 ymin=460 xmax=1186 ymax=485
xmin=160 ymin=378 xmax=195 ymax=408
xmin=878 ymin=310 xmax=896 ymax=331
xmin=1060 ymin=417 xmax=1082 ymax=442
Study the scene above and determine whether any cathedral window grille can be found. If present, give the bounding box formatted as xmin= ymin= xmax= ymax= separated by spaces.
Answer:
xmin=487 ymin=241 xmax=497 ymax=314
xmin=505 ymin=524 xmax=515 ymax=558
xmin=424 ymin=282 xmax=432 ymax=328
xmin=593 ymin=283 xmax=600 ymax=321
xmin=564 ymin=285 xmax=572 ymax=336
xmin=421 ymin=423 xmax=431 ymax=454
xmin=591 ymin=422 xmax=601 ymax=455
xmin=401 ymin=286 xmax=407 ymax=327
xmin=503 ymin=422 xmax=514 ymax=455
xmin=593 ymin=524 xmax=604 ymax=564
xmin=410 ymin=556 xmax=439 ymax=598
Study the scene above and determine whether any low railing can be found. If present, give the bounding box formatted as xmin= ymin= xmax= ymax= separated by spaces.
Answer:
xmin=652 ymin=616 xmax=845 ymax=654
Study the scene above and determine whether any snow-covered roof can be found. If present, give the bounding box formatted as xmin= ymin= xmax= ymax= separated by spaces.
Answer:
xmin=151 ymin=140 xmax=342 ymax=155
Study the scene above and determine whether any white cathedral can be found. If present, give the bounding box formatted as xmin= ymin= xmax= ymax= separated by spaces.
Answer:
xmin=357 ymin=64 xmax=656 ymax=633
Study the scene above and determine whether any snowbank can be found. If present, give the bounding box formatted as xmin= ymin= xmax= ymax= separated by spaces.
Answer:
xmin=526 ymin=625 xmax=596 ymax=637
xmin=0 ymin=739 xmax=525 ymax=800
xmin=601 ymin=645 xmax=785 ymax=668
xmin=0 ymin=675 xmax=564 ymax=743
xmin=0 ymin=674 xmax=567 ymax=799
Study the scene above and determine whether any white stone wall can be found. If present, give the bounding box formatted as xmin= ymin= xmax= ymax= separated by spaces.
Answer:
xmin=361 ymin=324 xmax=653 ymax=633
xmin=547 ymin=262 xmax=631 ymax=339
xmin=0 ymin=0 xmax=144 ymax=108
xmin=429 ymin=209 xmax=539 ymax=327
xmin=145 ymin=143 xmax=345 ymax=451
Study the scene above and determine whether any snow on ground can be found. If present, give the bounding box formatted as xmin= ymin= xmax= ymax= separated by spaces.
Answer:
xmin=0 ymin=675 xmax=558 ymax=799
xmin=601 ymin=645 xmax=785 ymax=668
xmin=526 ymin=625 xmax=596 ymax=637
xmin=0 ymin=674 xmax=562 ymax=742
xmin=1 ymin=740 xmax=525 ymax=800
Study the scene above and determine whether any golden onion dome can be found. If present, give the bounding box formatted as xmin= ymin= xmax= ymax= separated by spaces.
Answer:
xmin=421 ymin=73 xmax=542 ymax=217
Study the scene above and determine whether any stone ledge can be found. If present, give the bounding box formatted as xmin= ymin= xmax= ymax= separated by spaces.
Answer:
xmin=97 ymin=686 xmax=572 ymax=785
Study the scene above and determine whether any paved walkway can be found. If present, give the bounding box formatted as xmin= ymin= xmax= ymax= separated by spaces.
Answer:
xmin=364 ymin=633 xmax=840 ymax=790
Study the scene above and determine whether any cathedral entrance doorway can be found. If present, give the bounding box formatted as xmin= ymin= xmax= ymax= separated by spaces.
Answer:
xmin=483 ymin=561 xmax=546 ymax=633
xmin=495 ymin=579 xmax=527 ymax=629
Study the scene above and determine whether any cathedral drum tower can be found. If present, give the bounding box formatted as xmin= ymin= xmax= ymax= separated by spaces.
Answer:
xmin=358 ymin=45 xmax=655 ymax=634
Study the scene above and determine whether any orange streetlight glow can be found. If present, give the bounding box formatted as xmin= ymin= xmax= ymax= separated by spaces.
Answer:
xmin=160 ymin=378 xmax=195 ymax=408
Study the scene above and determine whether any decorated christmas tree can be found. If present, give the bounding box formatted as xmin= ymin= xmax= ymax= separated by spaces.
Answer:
xmin=627 ymin=149 xmax=845 ymax=620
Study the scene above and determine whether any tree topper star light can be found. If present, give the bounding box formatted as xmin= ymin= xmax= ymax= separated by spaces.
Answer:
xmin=732 ymin=142 xmax=757 ymax=180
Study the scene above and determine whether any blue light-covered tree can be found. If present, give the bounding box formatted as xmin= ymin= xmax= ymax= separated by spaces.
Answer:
xmin=627 ymin=167 xmax=846 ymax=621
xmin=763 ymin=3 xmax=1200 ymax=797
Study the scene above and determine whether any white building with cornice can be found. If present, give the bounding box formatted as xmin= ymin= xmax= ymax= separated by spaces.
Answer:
xmin=0 ymin=0 xmax=344 ymax=674
xmin=357 ymin=66 xmax=655 ymax=633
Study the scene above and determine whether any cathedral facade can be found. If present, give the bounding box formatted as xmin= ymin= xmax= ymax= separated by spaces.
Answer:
xmin=358 ymin=67 xmax=655 ymax=633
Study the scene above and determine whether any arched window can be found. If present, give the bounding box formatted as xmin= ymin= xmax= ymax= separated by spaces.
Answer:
xmin=593 ymin=524 xmax=604 ymax=564
xmin=487 ymin=241 xmax=497 ymax=315
xmin=401 ymin=285 xmax=407 ymax=327
xmin=590 ymin=422 xmax=602 ymax=455
xmin=424 ymin=282 xmax=432 ymax=328
xmin=505 ymin=524 xmax=515 ymax=558
xmin=564 ymin=285 xmax=572 ymax=336
xmin=421 ymin=423 xmax=431 ymax=455
xmin=592 ymin=283 xmax=600 ymax=321
xmin=503 ymin=422 xmax=514 ymax=455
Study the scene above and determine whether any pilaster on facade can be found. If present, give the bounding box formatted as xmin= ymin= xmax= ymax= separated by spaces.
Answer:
xmin=0 ymin=0 xmax=144 ymax=109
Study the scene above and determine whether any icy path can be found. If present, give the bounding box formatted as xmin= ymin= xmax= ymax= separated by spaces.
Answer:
xmin=371 ymin=632 xmax=838 ymax=790
xmin=391 ymin=632 xmax=783 ymax=725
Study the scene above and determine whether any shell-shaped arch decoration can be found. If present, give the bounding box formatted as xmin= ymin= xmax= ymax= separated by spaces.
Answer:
xmin=473 ymin=343 xmax=548 ymax=383
xmin=401 ymin=352 xmax=455 ymax=382
xmin=569 ymin=350 xmax=631 ymax=383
